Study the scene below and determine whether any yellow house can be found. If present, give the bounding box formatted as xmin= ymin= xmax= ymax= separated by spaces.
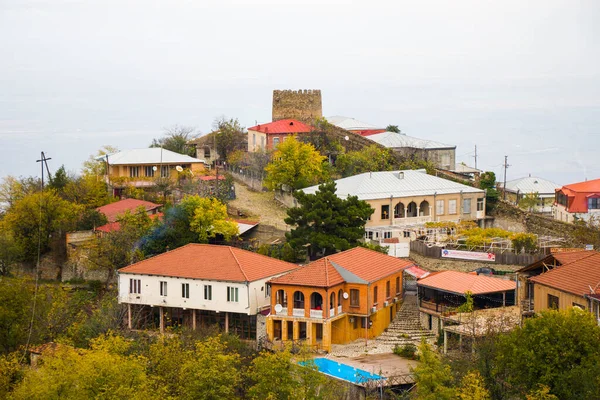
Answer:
xmin=266 ymin=247 xmax=414 ymax=352
xmin=302 ymin=169 xmax=486 ymax=242
xmin=101 ymin=148 xmax=206 ymax=197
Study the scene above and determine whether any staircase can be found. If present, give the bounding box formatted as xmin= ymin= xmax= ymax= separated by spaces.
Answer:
xmin=375 ymin=293 xmax=436 ymax=346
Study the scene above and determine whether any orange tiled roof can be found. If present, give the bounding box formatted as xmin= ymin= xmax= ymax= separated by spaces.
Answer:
xmin=97 ymin=199 xmax=162 ymax=223
xmin=270 ymin=247 xmax=413 ymax=288
xmin=529 ymin=251 xmax=600 ymax=297
xmin=417 ymin=270 xmax=516 ymax=295
xmin=247 ymin=119 xmax=313 ymax=135
xmin=118 ymin=244 xmax=298 ymax=282
xmin=552 ymin=250 xmax=596 ymax=265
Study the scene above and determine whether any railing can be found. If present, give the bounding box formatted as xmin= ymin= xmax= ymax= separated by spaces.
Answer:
xmin=337 ymin=305 xmax=342 ymax=314
xmin=329 ymin=308 xmax=335 ymax=317
xmin=419 ymin=299 xmax=452 ymax=314
xmin=310 ymin=309 xmax=323 ymax=319
xmin=389 ymin=215 xmax=433 ymax=225
xmin=292 ymin=308 xmax=305 ymax=317
xmin=276 ymin=307 xmax=288 ymax=316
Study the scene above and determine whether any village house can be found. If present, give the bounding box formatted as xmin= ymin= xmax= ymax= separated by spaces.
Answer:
xmin=499 ymin=175 xmax=560 ymax=214
xmin=117 ymin=244 xmax=298 ymax=340
xmin=416 ymin=270 xmax=517 ymax=342
xmin=520 ymin=250 xmax=600 ymax=323
xmin=100 ymin=148 xmax=206 ymax=197
xmin=554 ymin=178 xmax=600 ymax=224
xmin=326 ymin=115 xmax=386 ymax=136
xmin=301 ymin=169 xmax=486 ymax=243
xmin=187 ymin=132 xmax=220 ymax=166
xmin=95 ymin=198 xmax=163 ymax=233
xmin=366 ymin=131 xmax=456 ymax=171
xmin=247 ymin=119 xmax=313 ymax=152
xmin=265 ymin=247 xmax=414 ymax=352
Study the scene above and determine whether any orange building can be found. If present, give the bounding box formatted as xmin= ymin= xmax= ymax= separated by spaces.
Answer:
xmin=266 ymin=247 xmax=414 ymax=352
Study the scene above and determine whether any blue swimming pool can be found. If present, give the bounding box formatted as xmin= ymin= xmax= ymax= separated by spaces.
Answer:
xmin=300 ymin=358 xmax=385 ymax=384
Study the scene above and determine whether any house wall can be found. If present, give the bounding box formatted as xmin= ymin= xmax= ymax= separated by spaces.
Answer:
xmin=554 ymin=203 xmax=600 ymax=224
xmin=392 ymin=147 xmax=456 ymax=171
xmin=108 ymin=163 xmax=205 ymax=179
xmin=118 ymin=272 xmax=277 ymax=315
xmin=248 ymin=130 xmax=267 ymax=152
xmin=532 ymin=283 xmax=588 ymax=312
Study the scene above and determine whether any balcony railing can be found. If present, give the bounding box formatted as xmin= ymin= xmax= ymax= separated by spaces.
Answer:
xmin=292 ymin=308 xmax=305 ymax=317
xmin=329 ymin=308 xmax=335 ymax=317
xmin=338 ymin=305 xmax=342 ymax=314
xmin=276 ymin=307 xmax=288 ymax=316
xmin=419 ymin=299 xmax=453 ymax=314
xmin=310 ymin=309 xmax=323 ymax=319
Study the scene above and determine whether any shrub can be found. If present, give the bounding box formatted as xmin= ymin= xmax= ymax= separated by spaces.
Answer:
xmin=394 ymin=343 xmax=418 ymax=359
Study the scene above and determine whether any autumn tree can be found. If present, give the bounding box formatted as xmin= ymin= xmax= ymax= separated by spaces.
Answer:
xmin=150 ymin=125 xmax=198 ymax=157
xmin=335 ymin=144 xmax=397 ymax=177
xmin=519 ymin=191 xmax=540 ymax=212
xmin=265 ymin=136 xmax=327 ymax=190
xmin=412 ymin=339 xmax=457 ymax=400
xmin=212 ymin=116 xmax=246 ymax=162
xmin=187 ymin=196 xmax=238 ymax=242
xmin=82 ymin=145 xmax=119 ymax=177
xmin=0 ymin=176 xmax=41 ymax=214
xmin=285 ymin=181 xmax=373 ymax=260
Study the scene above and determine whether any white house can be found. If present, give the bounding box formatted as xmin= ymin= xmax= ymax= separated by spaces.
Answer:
xmin=118 ymin=244 xmax=298 ymax=339
xmin=500 ymin=175 xmax=561 ymax=213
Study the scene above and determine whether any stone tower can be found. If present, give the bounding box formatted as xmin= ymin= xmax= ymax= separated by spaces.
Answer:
xmin=272 ymin=89 xmax=322 ymax=124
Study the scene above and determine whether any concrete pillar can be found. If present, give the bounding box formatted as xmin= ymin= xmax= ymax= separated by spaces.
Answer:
xmin=192 ymin=309 xmax=197 ymax=330
xmin=417 ymin=206 xmax=421 ymax=217
xmin=159 ymin=306 xmax=164 ymax=334
xmin=323 ymin=321 xmax=332 ymax=352
xmin=281 ymin=319 xmax=288 ymax=341
xmin=293 ymin=321 xmax=299 ymax=340
xmin=443 ymin=330 xmax=448 ymax=354
xmin=502 ymin=292 xmax=506 ymax=307
xmin=306 ymin=321 xmax=313 ymax=346
xmin=225 ymin=312 xmax=229 ymax=333
xmin=127 ymin=304 xmax=132 ymax=330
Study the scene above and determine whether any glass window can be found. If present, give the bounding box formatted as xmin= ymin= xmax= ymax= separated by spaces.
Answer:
xmin=129 ymin=166 xmax=140 ymax=178
xmin=384 ymin=231 xmax=392 ymax=239
xmin=182 ymin=283 xmax=190 ymax=299
xmin=260 ymin=136 xmax=265 ymax=149
xmin=548 ymin=294 xmax=559 ymax=309
xmin=350 ymin=289 xmax=360 ymax=307
xmin=159 ymin=281 xmax=167 ymax=296
xmin=448 ymin=199 xmax=457 ymax=214
xmin=161 ymin=166 xmax=170 ymax=178
xmin=477 ymin=198 xmax=484 ymax=211
xmin=381 ymin=205 xmax=390 ymax=220
xmin=436 ymin=200 xmax=444 ymax=215
xmin=227 ymin=287 xmax=239 ymax=302
xmin=386 ymin=281 xmax=391 ymax=298
xmin=204 ymin=285 xmax=212 ymax=300
xmin=129 ymin=279 xmax=141 ymax=294
xmin=572 ymin=302 xmax=586 ymax=310
xmin=396 ymin=277 xmax=400 ymax=294
xmin=373 ymin=286 xmax=378 ymax=304
xmin=463 ymin=198 xmax=472 ymax=214
xmin=273 ymin=137 xmax=280 ymax=148
xmin=589 ymin=198 xmax=600 ymax=210
xmin=145 ymin=166 xmax=155 ymax=177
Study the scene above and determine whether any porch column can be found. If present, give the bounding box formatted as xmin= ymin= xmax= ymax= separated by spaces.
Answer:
xmin=282 ymin=319 xmax=288 ymax=341
xmin=417 ymin=206 xmax=421 ymax=218
xmin=502 ymin=292 xmax=506 ymax=307
xmin=443 ymin=330 xmax=448 ymax=354
xmin=127 ymin=304 xmax=132 ymax=330
xmin=192 ymin=309 xmax=197 ymax=330
xmin=159 ymin=306 xmax=164 ymax=334
xmin=306 ymin=321 xmax=313 ymax=345
xmin=225 ymin=312 xmax=229 ymax=333
xmin=293 ymin=321 xmax=300 ymax=340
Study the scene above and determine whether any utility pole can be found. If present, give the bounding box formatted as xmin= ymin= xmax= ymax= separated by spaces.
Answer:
xmin=502 ymin=155 xmax=510 ymax=200
xmin=473 ymin=145 xmax=478 ymax=170
xmin=36 ymin=152 xmax=52 ymax=190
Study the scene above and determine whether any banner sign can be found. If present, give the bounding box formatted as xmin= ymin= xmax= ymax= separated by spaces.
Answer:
xmin=441 ymin=249 xmax=496 ymax=262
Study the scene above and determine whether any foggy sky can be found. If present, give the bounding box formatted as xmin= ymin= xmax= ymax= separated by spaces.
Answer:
xmin=1 ymin=0 xmax=599 ymax=184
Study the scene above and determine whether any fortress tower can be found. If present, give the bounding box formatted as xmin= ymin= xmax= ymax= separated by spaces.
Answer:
xmin=272 ymin=89 xmax=322 ymax=124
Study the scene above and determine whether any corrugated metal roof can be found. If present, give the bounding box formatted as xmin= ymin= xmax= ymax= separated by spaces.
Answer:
xmin=452 ymin=163 xmax=481 ymax=174
xmin=301 ymin=170 xmax=484 ymax=201
xmin=100 ymin=148 xmax=205 ymax=165
xmin=500 ymin=176 xmax=560 ymax=196
xmin=366 ymin=131 xmax=454 ymax=150
xmin=417 ymin=270 xmax=516 ymax=295
xmin=327 ymin=116 xmax=383 ymax=131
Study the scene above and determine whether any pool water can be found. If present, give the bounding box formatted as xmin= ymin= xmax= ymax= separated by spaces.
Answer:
xmin=300 ymin=357 xmax=385 ymax=384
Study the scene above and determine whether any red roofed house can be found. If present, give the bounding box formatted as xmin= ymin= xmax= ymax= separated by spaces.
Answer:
xmin=266 ymin=247 xmax=413 ymax=352
xmin=526 ymin=251 xmax=600 ymax=323
xmin=417 ymin=270 xmax=516 ymax=335
xmin=95 ymin=198 xmax=162 ymax=233
xmin=247 ymin=119 xmax=313 ymax=152
xmin=554 ymin=178 xmax=600 ymax=224
xmin=117 ymin=244 xmax=298 ymax=339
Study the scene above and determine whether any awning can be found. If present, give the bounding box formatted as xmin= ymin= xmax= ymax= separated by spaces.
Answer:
xmin=404 ymin=265 xmax=430 ymax=279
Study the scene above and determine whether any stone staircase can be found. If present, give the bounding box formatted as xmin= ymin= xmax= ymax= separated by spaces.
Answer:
xmin=375 ymin=293 xmax=436 ymax=347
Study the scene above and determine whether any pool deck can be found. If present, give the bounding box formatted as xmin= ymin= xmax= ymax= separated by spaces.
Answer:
xmin=323 ymin=353 xmax=418 ymax=385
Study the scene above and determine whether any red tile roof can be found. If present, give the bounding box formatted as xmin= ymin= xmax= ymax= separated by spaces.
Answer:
xmin=247 ymin=119 xmax=313 ymax=135
xmin=529 ymin=251 xmax=600 ymax=296
xmin=552 ymin=250 xmax=596 ymax=265
xmin=270 ymin=247 xmax=413 ymax=288
xmin=118 ymin=244 xmax=298 ymax=282
xmin=198 ymin=175 xmax=225 ymax=181
xmin=357 ymin=129 xmax=387 ymax=136
xmin=96 ymin=212 xmax=163 ymax=233
xmin=97 ymin=199 xmax=162 ymax=223
xmin=417 ymin=270 xmax=516 ymax=295
xmin=557 ymin=178 xmax=600 ymax=213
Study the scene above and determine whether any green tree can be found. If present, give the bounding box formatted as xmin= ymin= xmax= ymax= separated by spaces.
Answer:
xmin=150 ymin=125 xmax=197 ymax=157
xmin=48 ymin=165 xmax=71 ymax=193
xmin=519 ymin=192 xmax=540 ymax=212
xmin=285 ymin=181 xmax=373 ymax=260
xmin=265 ymin=136 xmax=327 ymax=190
xmin=479 ymin=171 xmax=499 ymax=213
xmin=63 ymin=174 xmax=111 ymax=209
xmin=0 ymin=352 xmax=22 ymax=397
xmin=386 ymin=124 xmax=400 ymax=133
xmin=0 ymin=176 xmax=41 ymax=214
xmin=213 ymin=117 xmax=247 ymax=162
xmin=82 ymin=145 xmax=119 ymax=177
xmin=0 ymin=222 xmax=20 ymax=275
xmin=146 ymin=336 xmax=192 ymax=398
xmin=0 ymin=278 xmax=33 ymax=354
xmin=412 ymin=339 xmax=457 ymax=400
xmin=186 ymin=196 xmax=239 ymax=242
xmin=457 ymin=371 xmax=490 ymax=400
xmin=335 ymin=144 xmax=397 ymax=177
xmin=493 ymin=308 xmax=600 ymax=400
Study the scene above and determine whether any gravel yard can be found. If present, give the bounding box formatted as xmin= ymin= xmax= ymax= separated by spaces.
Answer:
xmin=229 ymin=182 xmax=290 ymax=229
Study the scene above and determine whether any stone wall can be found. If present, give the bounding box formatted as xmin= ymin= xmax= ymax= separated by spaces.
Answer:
xmin=272 ymin=89 xmax=322 ymax=123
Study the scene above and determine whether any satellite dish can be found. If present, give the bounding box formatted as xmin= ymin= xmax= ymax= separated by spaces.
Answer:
xmin=343 ymin=292 xmax=349 ymax=299
xmin=175 ymin=166 xmax=183 ymax=172
xmin=274 ymin=304 xmax=283 ymax=313
xmin=152 ymin=166 xmax=158 ymax=171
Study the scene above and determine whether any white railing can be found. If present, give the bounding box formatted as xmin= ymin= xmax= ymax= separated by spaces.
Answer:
xmin=293 ymin=308 xmax=305 ymax=317
xmin=276 ymin=307 xmax=288 ymax=316
xmin=389 ymin=215 xmax=433 ymax=225
xmin=337 ymin=305 xmax=342 ymax=314
xmin=310 ymin=309 xmax=323 ymax=319
xmin=329 ymin=308 xmax=335 ymax=317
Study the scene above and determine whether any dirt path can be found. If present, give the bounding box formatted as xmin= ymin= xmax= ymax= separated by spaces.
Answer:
xmin=229 ymin=182 xmax=290 ymax=229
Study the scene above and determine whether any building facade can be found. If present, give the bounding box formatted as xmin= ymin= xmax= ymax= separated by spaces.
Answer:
xmin=554 ymin=178 xmax=600 ymax=224
xmin=247 ymin=119 xmax=313 ymax=152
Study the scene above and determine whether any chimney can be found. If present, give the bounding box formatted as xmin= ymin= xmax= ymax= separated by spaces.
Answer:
xmin=397 ymin=172 xmax=404 ymax=180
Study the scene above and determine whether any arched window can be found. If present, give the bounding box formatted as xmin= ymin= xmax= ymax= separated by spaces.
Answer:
xmin=419 ymin=200 xmax=430 ymax=216
xmin=293 ymin=291 xmax=305 ymax=309
xmin=330 ymin=292 xmax=336 ymax=310
xmin=338 ymin=289 xmax=343 ymax=306
xmin=407 ymin=201 xmax=418 ymax=217
xmin=310 ymin=292 xmax=323 ymax=310
xmin=394 ymin=202 xmax=405 ymax=218
xmin=275 ymin=289 xmax=287 ymax=307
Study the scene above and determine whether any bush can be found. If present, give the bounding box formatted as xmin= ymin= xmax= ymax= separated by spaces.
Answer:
xmin=394 ymin=343 xmax=418 ymax=359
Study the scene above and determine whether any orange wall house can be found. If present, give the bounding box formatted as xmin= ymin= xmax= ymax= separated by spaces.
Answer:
xmin=266 ymin=247 xmax=414 ymax=352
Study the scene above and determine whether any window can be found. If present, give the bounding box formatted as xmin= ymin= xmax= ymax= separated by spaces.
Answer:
xmin=161 ymin=166 xmax=169 ymax=178
xmin=159 ymin=281 xmax=167 ymax=296
xmin=383 ymin=231 xmax=392 ymax=239
xmin=273 ymin=137 xmax=280 ymax=147
xmin=129 ymin=279 xmax=141 ymax=294
xmin=129 ymin=166 xmax=140 ymax=178
xmin=350 ymin=289 xmax=360 ymax=307
xmin=381 ymin=205 xmax=390 ymax=220
xmin=589 ymin=198 xmax=600 ymax=210
xmin=477 ymin=198 xmax=484 ymax=212
xmin=265 ymin=284 xmax=271 ymax=298
xmin=448 ymin=199 xmax=457 ymax=215
xmin=573 ymin=302 xmax=586 ymax=310
xmin=260 ymin=136 xmax=265 ymax=149
xmin=463 ymin=198 xmax=472 ymax=214
xmin=365 ymin=231 xmax=373 ymax=240
xmin=145 ymin=166 xmax=155 ymax=177
xmin=227 ymin=286 xmax=239 ymax=302
xmin=204 ymin=147 xmax=211 ymax=158
xmin=436 ymin=200 xmax=444 ymax=215
xmin=396 ymin=277 xmax=400 ymax=294
xmin=353 ymin=317 xmax=358 ymax=329
xmin=403 ymin=231 xmax=411 ymax=238
xmin=181 ymin=283 xmax=190 ymax=299
xmin=361 ymin=317 xmax=368 ymax=329
xmin=373 ymin=286 xmax=378 ymax=304
xmin=548 ymin=294 xmax=559 ymax=309
xmin=204 ymin=285 xmax=212 ymax=300
xmin=386 ymin=281 xmax=391 ymax=298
